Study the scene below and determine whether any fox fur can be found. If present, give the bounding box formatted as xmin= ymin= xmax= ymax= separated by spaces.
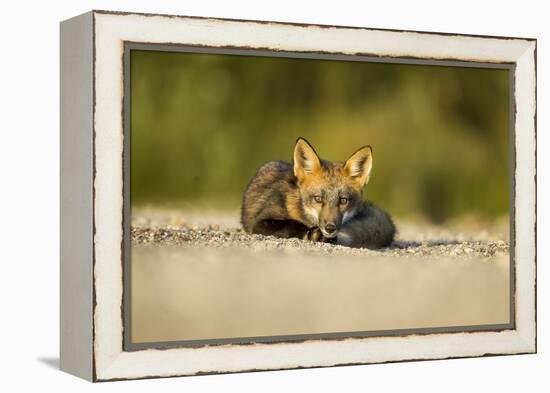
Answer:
xmin=241 ymin=137 xmax=395 ymax=248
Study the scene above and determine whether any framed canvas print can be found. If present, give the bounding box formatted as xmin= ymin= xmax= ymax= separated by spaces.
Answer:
xmin=60 ymin=10 xmax=537 ymax=382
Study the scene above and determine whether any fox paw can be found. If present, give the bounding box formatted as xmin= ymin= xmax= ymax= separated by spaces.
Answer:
xmin=305 ymin=227 xmax=336 ymax=244
xmin=305 ymin=227 xmax=323 ymax=242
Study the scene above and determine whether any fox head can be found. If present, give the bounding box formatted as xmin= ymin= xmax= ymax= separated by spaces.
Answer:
xmin=293 ymin=137 xmax=373 ymax=238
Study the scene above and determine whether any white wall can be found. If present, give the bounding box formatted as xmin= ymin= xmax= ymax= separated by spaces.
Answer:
xmin=0 ymin=0 xmax=546 ymax=391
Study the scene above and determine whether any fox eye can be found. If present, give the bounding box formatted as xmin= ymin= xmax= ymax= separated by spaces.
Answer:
xmin=339 ymin=197 xmax=349 ymax=205
xmin=313 ymin=195 xmax=323 ymax=203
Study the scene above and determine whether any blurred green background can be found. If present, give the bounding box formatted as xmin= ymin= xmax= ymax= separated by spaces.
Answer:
xmin=130 ymin=50 xmax=510 ymax=223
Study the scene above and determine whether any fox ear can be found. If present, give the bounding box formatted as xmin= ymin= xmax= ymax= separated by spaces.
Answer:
xmin=344 ymin=145 xmax=373 ymax=187
xmin=293 ymin=137 xmax=321 ymax=179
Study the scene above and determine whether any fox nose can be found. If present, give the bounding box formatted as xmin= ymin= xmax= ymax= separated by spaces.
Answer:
xmin=325 ymin=223 xmax=337 ymax=234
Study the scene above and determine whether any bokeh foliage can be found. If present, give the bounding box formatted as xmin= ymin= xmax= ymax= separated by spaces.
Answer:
xmin=130 ymin=50 xmax=510 ymax=222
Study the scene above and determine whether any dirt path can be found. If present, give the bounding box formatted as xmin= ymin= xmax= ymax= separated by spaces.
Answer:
xmin=129 ymin=208 xmax=511 ymax=344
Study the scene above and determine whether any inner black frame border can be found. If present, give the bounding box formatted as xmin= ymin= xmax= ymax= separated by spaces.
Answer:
xmin=122 ymin=42 xmax=517 ymax=352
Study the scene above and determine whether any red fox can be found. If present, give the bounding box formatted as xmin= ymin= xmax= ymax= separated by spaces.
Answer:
xmin=241 ymin=137 xmax=395 ymax=248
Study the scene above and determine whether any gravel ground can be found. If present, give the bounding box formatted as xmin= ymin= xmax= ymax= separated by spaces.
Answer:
xmin=130 ymin=208 xmax=510 ymax=343
xmin=131 ymin=209 xmax=509 ymax=258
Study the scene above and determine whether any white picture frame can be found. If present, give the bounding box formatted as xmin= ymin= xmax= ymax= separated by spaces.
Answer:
xmin=60 ymin=10 xmax=536 ymax=381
